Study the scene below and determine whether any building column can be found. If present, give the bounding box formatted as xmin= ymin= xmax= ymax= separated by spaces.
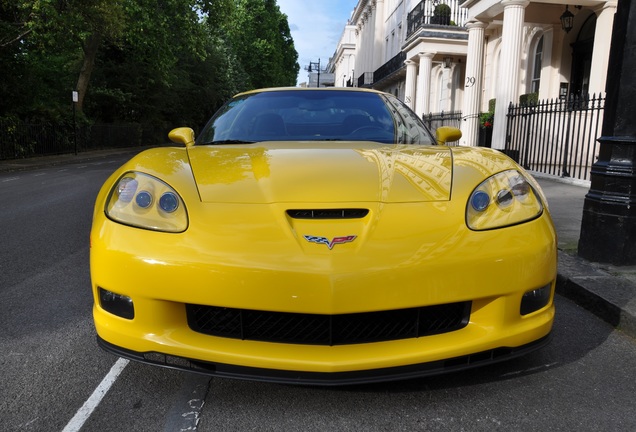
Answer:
xmin=367 ymin=5 xmax=375 ymax=74
xmin=461 ymin=20 xmax=488 ymax=147
xmin=404 ymin=60 xmax=417 ymax=109
xmin=416 ymin=52 xmax=434 ymax=118
xmin=588 ymin=1 xmax=618 ymax=95
xmin=492 ymin=0 xmax=529 ymax=150
xmin=373 ymin=0 xmax=385 ymax=72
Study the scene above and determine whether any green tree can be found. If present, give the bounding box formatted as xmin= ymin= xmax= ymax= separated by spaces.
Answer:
xmin=0 ymin=0 xmax=299 ymax=136
xmin=87 ymin=0 xmax=247 ymax=138
xmin=227 ymin=0 xmax=298 ymax=89
xmin=0 ymin=0 xmax=126 ymax=118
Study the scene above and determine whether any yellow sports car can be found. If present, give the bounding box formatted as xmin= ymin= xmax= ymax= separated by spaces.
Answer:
xmin=91 ymin=87 xmax=556 ymax=385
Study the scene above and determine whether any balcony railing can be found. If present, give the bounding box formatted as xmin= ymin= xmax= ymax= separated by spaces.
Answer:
xmin=374 ymin=52 xmax=407 ymax=84
xmin=407 ymin=0 xmax=468 ymax=38
xmin=357 ymin=72 xmax=374 ymax=88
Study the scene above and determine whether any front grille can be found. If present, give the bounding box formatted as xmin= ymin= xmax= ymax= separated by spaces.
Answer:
xmin=186 ymin=302 xmax=471 ymax=346
xmin=286 ymin=209 xmax=369 ymax=219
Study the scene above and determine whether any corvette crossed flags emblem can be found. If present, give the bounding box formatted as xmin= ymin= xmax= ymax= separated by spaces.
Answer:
xmin=303 ymin=235 xmax=357 ymax=249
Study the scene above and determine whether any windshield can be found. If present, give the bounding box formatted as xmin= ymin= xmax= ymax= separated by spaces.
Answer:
xmin=196 ymin=90 xmax=435 ymax=146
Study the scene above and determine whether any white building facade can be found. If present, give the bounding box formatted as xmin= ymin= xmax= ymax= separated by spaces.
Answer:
xmin=327 ymin=0 xmax=617 ymax=148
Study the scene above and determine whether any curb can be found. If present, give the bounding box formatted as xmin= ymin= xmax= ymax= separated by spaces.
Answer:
xmin=556 ymin=251 xmax=636 ymax=339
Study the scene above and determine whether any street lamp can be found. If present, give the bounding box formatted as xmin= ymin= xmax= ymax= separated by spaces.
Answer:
xmin=305 ymin=58 xmax=321 ymax=87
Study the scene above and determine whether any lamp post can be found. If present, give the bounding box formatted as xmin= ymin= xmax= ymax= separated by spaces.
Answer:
xmin=578 ymin=0 xmax=636 ymax=265
xmin=305 ymin=58 xmax=321 ymax=87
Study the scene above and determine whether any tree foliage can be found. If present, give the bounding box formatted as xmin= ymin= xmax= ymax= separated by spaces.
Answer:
xmin=226 ymin=0 xmax=299 ymax=89
xmin=0 ymin=0 xmax=298 ymax=140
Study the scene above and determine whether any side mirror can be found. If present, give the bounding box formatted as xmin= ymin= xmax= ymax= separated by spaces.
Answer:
xmin=168 ymin=127 xmax=195 ymax=147
xmin=435 ymin=126 xmax=462 ymax=145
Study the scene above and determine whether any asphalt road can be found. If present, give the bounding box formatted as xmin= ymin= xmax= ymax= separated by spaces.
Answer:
xmin=1 ymin=153 xmax=636 ymax=432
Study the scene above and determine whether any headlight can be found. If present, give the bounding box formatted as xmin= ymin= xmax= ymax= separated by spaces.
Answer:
xmin=466 ymin=170 xmax=543 ymax=230
xmin=105 ymin=172 xmax=188 ymax=232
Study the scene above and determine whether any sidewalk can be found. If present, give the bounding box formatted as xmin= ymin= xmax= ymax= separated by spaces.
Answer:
xmin=533 ymin=173 xmax=636 ymax=339
xmin=2 ymin=150 xmax=635 ymax=338
xmin=0 ymin=147 xmax=150 ymax=173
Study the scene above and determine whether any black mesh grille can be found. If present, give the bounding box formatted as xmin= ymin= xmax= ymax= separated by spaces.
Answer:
xmin=186 ymin=302 xmax=471 ymax=346
xmin=286 ymin=209 xmax=369 ymax=219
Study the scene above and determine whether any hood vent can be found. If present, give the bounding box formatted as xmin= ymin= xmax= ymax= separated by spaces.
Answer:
xmin=286 ymin=209 xmax=369 ymax=220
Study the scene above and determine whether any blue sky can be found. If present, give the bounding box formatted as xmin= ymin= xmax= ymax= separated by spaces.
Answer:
xmin=277 ymin=0 xmax=359 ymax=85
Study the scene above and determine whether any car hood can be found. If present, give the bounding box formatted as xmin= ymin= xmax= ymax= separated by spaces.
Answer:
xmin=187 ymin=142 xmax=452 ymax=203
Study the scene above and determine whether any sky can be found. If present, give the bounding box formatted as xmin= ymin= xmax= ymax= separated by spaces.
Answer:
xmin=276 ymin=0 xmax=359 ymax=85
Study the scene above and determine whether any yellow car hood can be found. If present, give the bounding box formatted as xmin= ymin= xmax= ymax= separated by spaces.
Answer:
xmin=187 ymin=143 xmax=452 ymax=203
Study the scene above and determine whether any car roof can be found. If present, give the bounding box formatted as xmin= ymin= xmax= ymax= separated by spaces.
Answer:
xmin=234 ymin=87 xmax=388 ymax=98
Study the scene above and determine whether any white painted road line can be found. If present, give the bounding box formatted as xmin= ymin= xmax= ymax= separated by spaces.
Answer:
xmin=62 ymin=358 xmax=129 ymax=432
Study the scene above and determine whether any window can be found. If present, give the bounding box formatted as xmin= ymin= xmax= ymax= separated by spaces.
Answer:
xmin=570 ymin=14 xmax=596 ymax=98
xmin=531 ymin=36 xmax=543 ymax=94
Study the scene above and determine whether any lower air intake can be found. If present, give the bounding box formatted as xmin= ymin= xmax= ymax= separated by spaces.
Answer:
xmin=186 ymin=302 xmax=471 ymax=346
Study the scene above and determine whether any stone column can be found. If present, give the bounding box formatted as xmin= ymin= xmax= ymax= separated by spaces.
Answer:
xmin=491 ymin=0 xmax=529 ymax=150
xmin=415 ymin=52 xmax=434 ymax=118
xmin=373 ymin=0 xmax=385 ymax=71
xmin=588 ymin=1 xmax=618 ymax=96
xmin=404 ymin=60 xmax=417 ymax=109
xmin=461 ymin=20 xmax=488 ymax=147
xmin=578 ymin=0 xmax=636 ymax=265
xmin=367 ymin=5 xmax=375 ymax=73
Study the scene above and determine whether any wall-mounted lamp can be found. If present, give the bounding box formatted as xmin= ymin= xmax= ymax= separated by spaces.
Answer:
xmin=443 ymin=57 xmax=453 ymax=68
xmin=560 ymin=5 xmax=575 ymax=33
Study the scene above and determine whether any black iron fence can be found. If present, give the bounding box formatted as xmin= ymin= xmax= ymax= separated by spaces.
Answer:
xmin=505 ymin=94 xmax=605 ymax=181
xmin=422 ymin=110 xmax=463 ymax=132
xmin=424 ymin=99 xmax=604 ymax=179
xmin=3 ymin=95 xmax=605 ymax=181
xmin=0 ymin=120 xmax=144 ymax=160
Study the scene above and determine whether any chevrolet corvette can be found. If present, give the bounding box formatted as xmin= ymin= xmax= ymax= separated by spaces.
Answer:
xmin=91 ymin=87 xmax=556 ymax=385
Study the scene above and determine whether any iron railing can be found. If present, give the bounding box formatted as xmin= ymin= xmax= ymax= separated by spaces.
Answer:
xmin=3 ymin=94 xmax=605 ymax=183
xmin=407 ymin=0 xmax=468 ymax=37
xmin=505 ymin=94 xmax=605 ymax=181
xmin=0 ymin=121 xmax=144 ymax=160
xmin=357 ymin=72 xmax=374 ymax=88
xmin=374 ymin=52 xmax=407 ymax=84
xmin=422 ymin=110 xmax=463 ymax=131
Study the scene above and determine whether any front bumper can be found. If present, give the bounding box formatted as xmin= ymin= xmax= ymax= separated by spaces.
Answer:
xmin=97 ymin=334 xmax=552 ymax=386
xmin=91 ymin=199 xmax=557 ymax=383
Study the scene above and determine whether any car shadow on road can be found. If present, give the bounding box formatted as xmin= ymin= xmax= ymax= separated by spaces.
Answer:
xmin=331 ymin=295 xmax=613 ymax=394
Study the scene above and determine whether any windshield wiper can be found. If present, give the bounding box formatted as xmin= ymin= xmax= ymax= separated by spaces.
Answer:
xmin=208 ymin=139 xmax=256 ymax=145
